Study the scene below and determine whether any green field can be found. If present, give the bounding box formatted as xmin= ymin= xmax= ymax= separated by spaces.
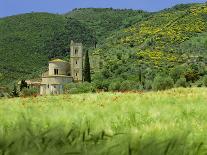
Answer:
xmin=1 ymin=88 xmax=207 ymax=154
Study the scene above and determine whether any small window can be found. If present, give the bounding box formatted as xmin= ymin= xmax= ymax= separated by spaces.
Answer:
xmin=76 ymin=73 xmax=78 ymax=76
xmin=54 ymin=69 xmax=59 ymax=75
xmin=76 ymin=60 xmax=78 ymax=65
xmin=75 ymin=48 xmax=78 ymax=55
xmin=48 ymin=85 xmax=49 ymax=88
xmin=54 ymin=85 xmax=56 ymax=88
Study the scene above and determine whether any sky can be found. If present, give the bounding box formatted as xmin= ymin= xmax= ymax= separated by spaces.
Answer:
xmin=0 ymin=0 xmax=206 ymax=18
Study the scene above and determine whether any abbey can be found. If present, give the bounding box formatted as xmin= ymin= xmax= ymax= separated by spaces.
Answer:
xmin=40 ymin=41 xmax=83 ymax=95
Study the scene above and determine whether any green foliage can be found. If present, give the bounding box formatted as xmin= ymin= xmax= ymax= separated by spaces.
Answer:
xmin=152 ymin=75 xmax=174 ymax=91
xmin=0 ymin=9 xmax=148 ymax=87
xmin=94 ymin=3 xmax=207 ymax=91
xmin=0 ymin=13 xmax=67 ymax=86
xmin=0 ymin=86 xmax=10 ymax=98
xmin=119 ymin=80 xmax=140 ymax=91
xmin=19 ymin=87 xmax=39 ymax=97
xmin=108 ymin=82 xmax=121 ymax=91
xmin=93 ymin=75 xmax=110 ymax=91
xmin=2 ymin=4 xmax=207 ymax=92
xmin=66 ymin=8 xmax=149 ymax=41
xmin=144 ymin=80 xmax=153 ymax=90
xmin=84 ymin=50 xmax=91 ymax=82
xmin=203 ymin=75 xmax=207 ymax=87
xmin=184 ymin=70 xmax=200 ymax=82
xmin=11 ymin=84 xmax=19 ymax=97
xmin=45 ymin=17 xmax=97 ymax=59
xmin=64 ymin=82 xmax=95 ymax=94
xmin=175 ymin=78 xmax=188 ymax=88
xmin=170 ymin=66 xmax=185 ymax=82
xmin=195 ymin=79 xmax=203 ymax=87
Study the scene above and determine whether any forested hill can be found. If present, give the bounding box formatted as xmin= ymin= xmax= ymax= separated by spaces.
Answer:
xmin=0 ymin=13 xmax=66 ymax=86
xmin=92 ymin=3 xmax=207 ymax=90
xmin=0 ymin=9 xmax=146 ymax=86
xmin=1 ymin=4 xmax=207 ymax=89
xmin=66 ymin=8 xmax=149 ymax=41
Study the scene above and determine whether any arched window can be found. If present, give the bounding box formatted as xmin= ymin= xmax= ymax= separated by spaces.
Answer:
xmin=75 ymin=48 xmax=78 ymax=55
xmin=54 ymin=69 xmax=59 ymax=75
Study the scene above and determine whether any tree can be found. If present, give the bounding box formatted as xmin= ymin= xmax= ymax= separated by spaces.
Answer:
xmin=20 ymin=80 xmax=28 ymax=91
xmin=84 ymin=50 xmax=91 ymax=83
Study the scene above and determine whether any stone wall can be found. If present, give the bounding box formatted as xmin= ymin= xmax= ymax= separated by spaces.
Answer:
xmin=41 ymin=76 xmax=73 ymax=85
xmin=49 ymin=62 xmax=70 ymax=76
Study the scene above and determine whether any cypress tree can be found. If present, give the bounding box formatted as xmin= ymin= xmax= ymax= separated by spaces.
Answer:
xmin=84 ymin=50 xmax=91 ymax=83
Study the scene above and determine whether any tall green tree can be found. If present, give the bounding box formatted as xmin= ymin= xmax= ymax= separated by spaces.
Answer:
xmin=84 ymin=50 xmax=91 ymax=83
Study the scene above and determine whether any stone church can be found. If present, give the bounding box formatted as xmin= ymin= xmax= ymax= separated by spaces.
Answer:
xmin=40 ymin=41 xmax=83 ymax=95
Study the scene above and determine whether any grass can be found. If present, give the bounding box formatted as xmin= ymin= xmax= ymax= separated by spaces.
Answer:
xmin=1 ymin=88 xmax=207 ymax=154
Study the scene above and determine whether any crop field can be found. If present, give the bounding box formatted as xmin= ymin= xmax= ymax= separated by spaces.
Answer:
xmin=1 ymin=88 xmax=207 ymax=155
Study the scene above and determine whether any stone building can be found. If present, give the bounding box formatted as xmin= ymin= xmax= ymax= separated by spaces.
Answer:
xmin=40 ymin=41 xmax=83 ymax=95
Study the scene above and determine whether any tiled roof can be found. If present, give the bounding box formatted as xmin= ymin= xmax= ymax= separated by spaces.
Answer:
xmin=49 ymin=59 xmax=68 ymax=63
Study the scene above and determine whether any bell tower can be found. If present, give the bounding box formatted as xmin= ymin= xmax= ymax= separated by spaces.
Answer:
xmin=70 ymin=40 xmax=83 ymax=82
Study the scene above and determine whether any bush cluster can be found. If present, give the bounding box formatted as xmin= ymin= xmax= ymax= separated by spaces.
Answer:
xmin=152 ymin=75 xmax=174 ymax=91
xmin=64 ymin=82 xmax=95 ymax=94
xmin=19 ymin=88 xmax=39 ymax=97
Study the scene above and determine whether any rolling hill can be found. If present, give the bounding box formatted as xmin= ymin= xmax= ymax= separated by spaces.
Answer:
xmin=0 ymin=13 xmax=66 ymax=86
xmin=0 ymin=9 xmax=147 ymax=87
xmin=93 ymin=3 xmax=207 ymax=89
xmin=66 ymin=8 xmax=149 ymax=41
xmin=1 ymin=3 xmax=207 ymax=89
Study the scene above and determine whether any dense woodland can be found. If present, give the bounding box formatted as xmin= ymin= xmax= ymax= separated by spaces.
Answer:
xmin=1 ymin=3 xmax=207 ymax=95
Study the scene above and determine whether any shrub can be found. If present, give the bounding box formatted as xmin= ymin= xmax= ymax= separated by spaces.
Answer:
xmin=0 ymin=87 xmax=10 ymax=98
xmin=195 ymin=79 xmax=203 ymax=87
xmin=203 ymin=75 xmax=207 ymax=87
xmin=144 ymin=80 xmax=153 ymax=90
xmin=184 ymin=71 xmax=199 ymax=82
xmin=108 ymin=78 xmax=124 ymax=91
xmin=175 ymin=78 xmax=188 ymax=88
xmin=170 ymin=66 xmax=185 ymax=82
xmin=119 ymin=80 xmax=139 ymax=91
xmin=108 ymin=81 xmax=121 ymax=91
xmin=64 ymin=82 xmax=95 ymax=94
xmin=20 ymin=88 xmax=39 ymax=97
xmin=93 ymin=80 xmax=110 ymax=91
xmin=152 ymin=75 xmax=174 ymax=91
xmin=11 ymin=84 xmax=19 ymax=97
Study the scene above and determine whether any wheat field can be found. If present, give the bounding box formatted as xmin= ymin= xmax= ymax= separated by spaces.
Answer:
xmin=1 ymin=88 xmax=207 ymax=155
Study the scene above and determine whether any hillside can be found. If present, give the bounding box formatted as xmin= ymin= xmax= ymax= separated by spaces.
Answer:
xmin=1 ymin=4 xmax=207 ymax=89
xmin=66 ymin=8 xmax=149 ymax=41
xmin=0 ymin=13 xmax=66 ymax=86
xmin=93 ymin=3 xmax=207 ymax=90
xmin=0 ymin=9 xmax=147 ymax=87
xmin=1 ymin=88 xmax=207 ymax=154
